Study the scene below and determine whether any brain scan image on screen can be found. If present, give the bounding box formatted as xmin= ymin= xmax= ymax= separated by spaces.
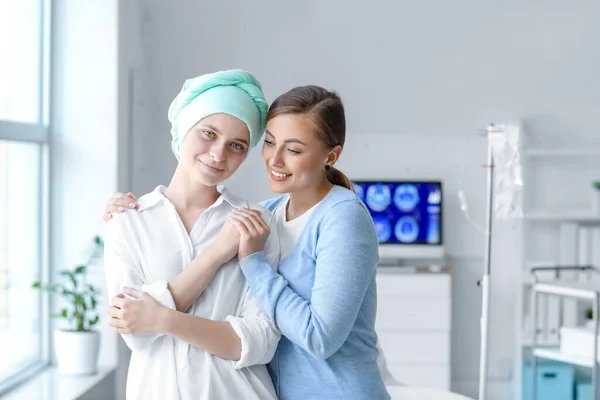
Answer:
xmin=350 ymin=180 xmax=442 ymax=245
xmin=365 ymin=184 xmax=392 ymax=212
xmin=427 ymin=187 xmax=441 ymax=204
xmin=393 ymin=184 xmax=420 ymax=212
xmin=353 ymin=184 xmax=365 ymax=202
xmin=394 ymin=216 xmax=419 ymax=243
xmin=426 ymin=213 xmax=440 ymax=244
xmin=373 ymin=215 xmax=392 ymax=242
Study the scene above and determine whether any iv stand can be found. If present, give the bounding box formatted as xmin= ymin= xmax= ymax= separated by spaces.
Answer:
xmin=478 ymin=125 xmax=495 ymax=400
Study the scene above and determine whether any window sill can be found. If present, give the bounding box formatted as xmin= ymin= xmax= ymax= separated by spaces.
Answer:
xmin=0 ymin=364 xmax=116 ymax=400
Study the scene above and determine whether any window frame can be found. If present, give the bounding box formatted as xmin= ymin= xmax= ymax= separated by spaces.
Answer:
xmin=0 ymin=0 xmax=52 ymax=394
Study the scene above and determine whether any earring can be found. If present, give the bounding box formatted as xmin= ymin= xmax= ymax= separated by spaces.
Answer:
xmin=324 ymin=165 xmax=331 ymax=171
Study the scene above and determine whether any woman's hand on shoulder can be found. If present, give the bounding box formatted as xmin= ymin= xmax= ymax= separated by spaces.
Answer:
xmin=103 ymin=192 xmax=139 ymax=221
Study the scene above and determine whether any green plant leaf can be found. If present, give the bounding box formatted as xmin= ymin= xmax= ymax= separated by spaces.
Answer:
xmin=32 ymin=282 xmax=40 ymax=288
xmin=91 ymin=297 xmax=97 ymax=309
xmin=89 ymin=315 xmax=99 ymax=326
xmin=74 ymin=265 xmax=86 ymax=275
xmin=60 ymin=270 xmax=77 ymax=288
xmin=61 ymin=308 xmax=68 ymax=317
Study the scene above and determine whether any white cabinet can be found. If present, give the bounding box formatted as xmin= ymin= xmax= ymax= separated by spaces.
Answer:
xmin=376 ymin=271 xmax=452 ymax=391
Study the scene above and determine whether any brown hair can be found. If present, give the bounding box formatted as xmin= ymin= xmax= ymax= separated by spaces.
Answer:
xmin=266 ymin=85 xmax=354 ymax=191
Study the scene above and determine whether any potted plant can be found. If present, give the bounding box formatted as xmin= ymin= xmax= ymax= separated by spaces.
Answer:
xmin=585 ymin=307 xmax=595 ymax=330
xmin=33 ymin=235 xmax=104 ymax=375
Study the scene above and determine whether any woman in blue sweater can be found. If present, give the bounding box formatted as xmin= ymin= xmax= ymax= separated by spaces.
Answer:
xmin=105 ymin=85 xmax=390 ymax=400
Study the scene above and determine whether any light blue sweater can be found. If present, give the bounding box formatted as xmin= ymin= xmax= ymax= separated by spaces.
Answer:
xmin=239 ymin=185 xmax=390 ymax=400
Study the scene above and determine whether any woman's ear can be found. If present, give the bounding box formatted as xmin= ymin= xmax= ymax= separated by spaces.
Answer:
xmin=325 ymin=145 xmax=343 ymax=167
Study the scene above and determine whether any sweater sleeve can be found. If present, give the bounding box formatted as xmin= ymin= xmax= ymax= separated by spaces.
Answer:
xmin=239 ymin=200 xmax=379 ymax=360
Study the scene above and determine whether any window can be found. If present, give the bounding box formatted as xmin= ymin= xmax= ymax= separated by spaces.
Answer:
xmin=0 ymin=0 xmax=44 ymax=124
xmin=0 ymin=141 xmax=45 ymax=384
xmin=0 ymin=0 xmax=50 ymax=394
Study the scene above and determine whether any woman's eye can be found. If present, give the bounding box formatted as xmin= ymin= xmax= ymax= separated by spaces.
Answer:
xmin=203 ymin=130 xmax=215 ymax=138
xmin=231 ymin=143 xmax=245 ymax=151
xmin=287 ymin=149 xmax=300 ymax=155
xmin=264 ymin=140 xmax=274 ymax=146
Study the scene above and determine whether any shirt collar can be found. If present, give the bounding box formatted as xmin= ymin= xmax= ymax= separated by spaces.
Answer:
xmin=137 ymin=185 xmax=248 ymax=212
xmin=213 ymin=185 xmax=249 ymax=209
xmin=137 ymin=185 xmax=167 ymax=211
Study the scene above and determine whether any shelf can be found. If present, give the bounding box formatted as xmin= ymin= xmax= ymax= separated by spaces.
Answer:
xmin=533 ymin=347 xmax=595 ymax=368
xmin=521 ymin=340 xmax=559 ymax=348
xmin=525 ymin=211 xmax=600 ymax=225
xmin=524 ymin=148 xmax=600 ymax=158
xmin=533 ymin=281 xmax=600 ymax=300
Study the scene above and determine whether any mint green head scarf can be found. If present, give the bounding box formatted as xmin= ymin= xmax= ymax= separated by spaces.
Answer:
xmin=167 ymin=69 xmax=268 ymax=160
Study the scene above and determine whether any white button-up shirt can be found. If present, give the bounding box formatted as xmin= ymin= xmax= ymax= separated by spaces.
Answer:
xmin=104 ymin=185 xmax=280 ymax=400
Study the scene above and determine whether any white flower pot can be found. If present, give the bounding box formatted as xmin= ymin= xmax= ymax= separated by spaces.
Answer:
xmin=54 ymin=329 xmax=100 ymax=375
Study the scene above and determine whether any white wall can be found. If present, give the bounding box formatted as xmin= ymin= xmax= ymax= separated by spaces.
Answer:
xmin=119 ymin=0 xmax=600 ymax=398
xmin=51 ymin=0 xmax=118 ymax=375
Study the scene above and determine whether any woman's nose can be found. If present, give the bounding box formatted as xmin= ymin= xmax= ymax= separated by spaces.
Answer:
xmin=209 ymin=143 xmax=226 ymax=162
xmin=270 ymin=148 xmax=285 ymax=167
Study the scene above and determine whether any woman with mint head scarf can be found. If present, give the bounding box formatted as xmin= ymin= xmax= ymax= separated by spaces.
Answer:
xmin=103 ymin=69 xmax=281 ymax=400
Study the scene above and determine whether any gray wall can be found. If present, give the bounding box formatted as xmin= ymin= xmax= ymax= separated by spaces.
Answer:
xmin=118 ymin=0 xmax=600 ymax=398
